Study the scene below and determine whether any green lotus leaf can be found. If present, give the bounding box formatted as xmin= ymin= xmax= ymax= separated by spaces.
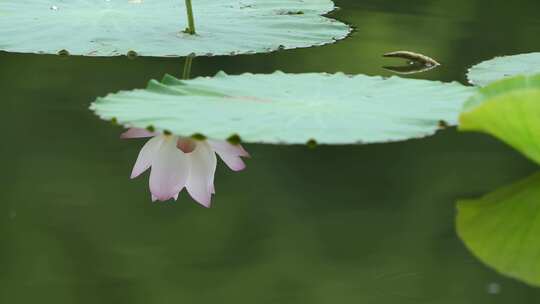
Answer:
xmin=459 ymin=74 xmax=540 ymax=164
xmin=90 ymin=72 xmax=475 ymax=144
xmin=457 ymin=172 xmax=540 ymax=287
xmin=0 ymin=0 xmax=350 ymax=57
xmin=468 ymin=53 xmax=540 ymax=86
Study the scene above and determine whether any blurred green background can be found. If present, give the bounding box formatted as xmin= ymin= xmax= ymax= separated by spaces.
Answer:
xmin=1 ymin=0 xmax=540 ymax=303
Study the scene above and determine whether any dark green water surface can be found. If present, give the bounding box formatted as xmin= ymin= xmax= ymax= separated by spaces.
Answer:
xmin=2 ymin=0 xmax=540 ymax=303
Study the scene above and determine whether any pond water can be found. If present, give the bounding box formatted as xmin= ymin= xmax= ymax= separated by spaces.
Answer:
xmin=2 ymin=0 xmax=540 ymax=303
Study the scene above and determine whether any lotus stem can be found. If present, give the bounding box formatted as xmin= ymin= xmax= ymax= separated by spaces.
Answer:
xmin=184 ymin=0 xmax=196 ymax=35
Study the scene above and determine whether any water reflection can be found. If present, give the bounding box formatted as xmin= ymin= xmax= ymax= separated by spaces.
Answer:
xmin=457 ymin=171 xmax=540 ymax=287
xmin=382 ymin=62 xmax=438 ymax=75
xmin=3 ymin=0 xmax=540 ymax=301
xmin=121 ymin=128 xmax=249 ymax=207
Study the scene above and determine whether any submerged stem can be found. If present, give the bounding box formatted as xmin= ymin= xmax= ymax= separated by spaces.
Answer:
xmin=182 ymin=53 xmax=195 ymax=79
xmin=184 ymin=0 xmax=196 ymax=35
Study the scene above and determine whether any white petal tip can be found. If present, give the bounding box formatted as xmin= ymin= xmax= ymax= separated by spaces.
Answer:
xmin=198 ymin=200 xmax=212 ymax=208
xmin=238 ymin=146 xmax=250 ymax=157
xmin=231 ymin=163 xmax=246 ymax=172
xmin=131 ymin=167 xmax=149 ymax=178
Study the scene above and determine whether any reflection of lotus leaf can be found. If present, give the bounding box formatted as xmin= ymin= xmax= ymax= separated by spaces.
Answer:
xmin=468 ymin=53 xmax=540 ymax=86
xmin=0 ymin=0 xmax=350 ymax=57
xmin=90 ymin=72 xmax=474 ymax=145
xmin=457 ymin=172 xmax=540 ymax=287
xmin=459 ymin=74 xmax=540 ymax=164
xmin=382 ymin=62 xmax=438 ymax=75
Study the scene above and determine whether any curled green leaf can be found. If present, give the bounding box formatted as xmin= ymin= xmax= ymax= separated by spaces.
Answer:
xmin=457 ymin=172 xmax=540 ymax=287
xmin=459 ymin=74 xmax=540 ymax=164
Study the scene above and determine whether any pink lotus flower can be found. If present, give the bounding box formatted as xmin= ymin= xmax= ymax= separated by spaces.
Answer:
xmin=121 ymin=128 xmax=249 ymax=207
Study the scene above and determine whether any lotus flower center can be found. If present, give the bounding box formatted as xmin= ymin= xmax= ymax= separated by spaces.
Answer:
xmin=176 ymin=138 xmax=196 ymax=153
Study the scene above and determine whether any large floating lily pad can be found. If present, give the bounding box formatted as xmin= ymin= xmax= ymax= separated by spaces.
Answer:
xmin=459 ymin=74 xmax=540 ymax=164
xmin=0 ymin=0 xmax=350 ymax=57
xmin=457 ymin=172 xmax=540 ymax=287
xmin=468 ymin=53 xmax=540 ymax=86
xmin=91 ymin=72 xmax=474 ymax=144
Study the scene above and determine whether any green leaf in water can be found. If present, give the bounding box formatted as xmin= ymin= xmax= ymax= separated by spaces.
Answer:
xmin=90 ymin=72 xmax=474 ymax=145
xmin=0 ymin=0 xmax=350 ymax=57
xmin=467 ymin=52 xmax=540 ymax=86
xmin=457 ymin=172 xmax=540 ymax=287
xmin=459 ymin=74 xmax=540 ymax=164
